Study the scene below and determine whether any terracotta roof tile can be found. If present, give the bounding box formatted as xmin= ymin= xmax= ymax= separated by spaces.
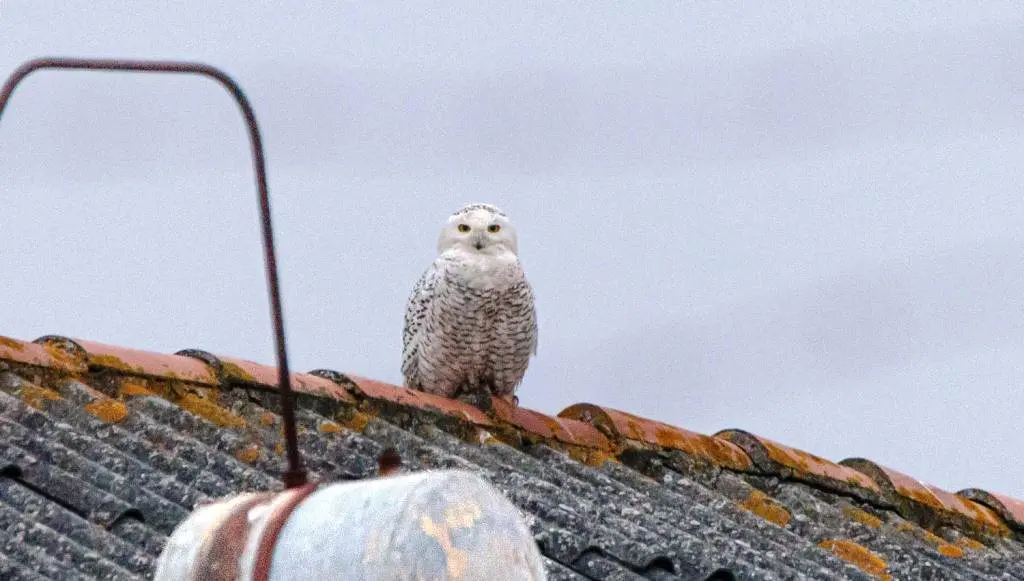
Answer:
xmin=841 ymin=458 xmax=1011 ymax=537
xmin=716 ymin=429 xmax=885 ymax=505
xmin=958 ymin=488 xmax=1024 ymax=532
xmin=292 ymin=372 xmax=356 ymax=402
xmin=841 ymin=458 xmax=942 ymax=508
xmin=62 ymin=338 xmax=217 ymax=385
xmin=493 ymin=398 xmax=612 ymax=451
xmin=344 ymin=374 xmax=494 ymax=426
xmin=925 ymin=485 xmax=1009 ymax=536
xmin=178 ymin=352 xmax=356 ymax=403
xmin=560 ymin=403 xmax=751 ymax=472
xmin=0 ymin=335 xmax=86 ymax=373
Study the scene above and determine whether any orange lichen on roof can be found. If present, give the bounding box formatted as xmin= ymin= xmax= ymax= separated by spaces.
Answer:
xmin=0 ymin=335 xmax=86 ymax=373
xmin=84 ymin=398 xmax=129 ymax=424
xmin=738 ymin=489 xmax=792 ymax=527
xmin=7 ymin=327 xmax=1023 ymax=562
xmin=75 ymin=339 xmax=217 ymax=385
xmin=339 ymin=410 xmax=373 ymax=432
xmin=318 ymin=420 xmax=342 ymax=433
xmin=930 ymin=533 xmax=965 ymax=559
xmin=18 ymin=383 xmax=62 ymax=410
xmin=818 ymin=539 xmax=891 ymax=580
xmin=843 ymin=506 xmax=884 ymax=529
xmin=211 ymin=355 xmax=356 ymax=402
xmin=234 ymin=443 xmax=262 ymax=464
xmin=716 ymin=430 xmax=881 ymax=498
xmin=346 ymin=375 xmax=494 ymax=427
xmin=40 ymin=341 xmax=88 ymax=372
xmin=956 ymin=537 xmax=986 ymax=551
xmin=720 ymin=432 xmax=880 ymax=500
xmin=0 ymin=336 xmax=25 ymax=352
xmin=926 ymin=485 xmax=1010 ymax=536
xmin=937 ymin=543 xmax=965 ymax=558
xmin=846 ymin=458 xmax=943 ymax=508
xmin=894 ymin=521 xmax=966 ymax=558
xmin=495 ymin=398 xmax=612 ymax=450
xmin=843 ymin=458 xmax=1012 ymax=536
xmin=958 ymin=488 xmax=1024 ymax=531
xmin=559 ymin=403 xmax=752 ymax=471
xmin=216 ymin=355 xmax=277 ymax=386
xmin=119 ymin=379 xmax=157 ymax=397
xmin=292 ymin=372 xmax=356 ymax=403
xmin=175 ymin=392 xmax=247 ymax=429
xmin=764 ymin=440 xmax=879 ymax=492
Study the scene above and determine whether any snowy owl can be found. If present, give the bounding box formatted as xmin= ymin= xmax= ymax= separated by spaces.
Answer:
xmin=402 ymin=203 xmax=537 ymax=406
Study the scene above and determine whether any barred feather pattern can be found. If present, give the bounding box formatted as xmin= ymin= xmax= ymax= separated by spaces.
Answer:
xmin=402 ymin=252 xmax=537 ymax=398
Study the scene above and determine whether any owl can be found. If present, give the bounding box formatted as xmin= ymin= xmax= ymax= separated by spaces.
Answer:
xmin=402 ymin=203 xmax=538 ymax=407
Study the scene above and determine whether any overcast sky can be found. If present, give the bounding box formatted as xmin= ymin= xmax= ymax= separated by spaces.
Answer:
xmin=2 ymin=2 xmax=1023 ymax=497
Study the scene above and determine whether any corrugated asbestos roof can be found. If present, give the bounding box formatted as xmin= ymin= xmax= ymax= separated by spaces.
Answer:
xmin=1 ymin=333 xmax=1023 ymax=581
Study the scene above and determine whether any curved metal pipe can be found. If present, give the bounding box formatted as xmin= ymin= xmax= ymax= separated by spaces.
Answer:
xmin=0 ymin=57 xmax=306 ymax=488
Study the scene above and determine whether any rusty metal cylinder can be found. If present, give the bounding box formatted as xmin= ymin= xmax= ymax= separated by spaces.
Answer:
xmin=154 ymin=470 xmax=548 ymax=581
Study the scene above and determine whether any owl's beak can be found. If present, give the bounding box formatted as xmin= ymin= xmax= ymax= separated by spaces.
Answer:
xmin=472 ymin=233 xmax=486 ymax=250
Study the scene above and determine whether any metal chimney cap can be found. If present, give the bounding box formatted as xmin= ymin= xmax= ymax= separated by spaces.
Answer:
xmin=155 ymin=469 xmax=548 ymax=581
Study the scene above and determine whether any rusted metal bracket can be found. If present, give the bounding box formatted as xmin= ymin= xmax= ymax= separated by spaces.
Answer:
xmin=0 ymin=57 xmax=307 ymax=488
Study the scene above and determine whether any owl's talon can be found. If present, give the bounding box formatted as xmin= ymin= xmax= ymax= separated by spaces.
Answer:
xmin=454 ymin=388 xmax=494 ymax=412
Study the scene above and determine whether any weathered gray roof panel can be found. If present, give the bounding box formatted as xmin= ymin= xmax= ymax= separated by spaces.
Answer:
xmin=1 ymin=339 xmax=1023 ymax=581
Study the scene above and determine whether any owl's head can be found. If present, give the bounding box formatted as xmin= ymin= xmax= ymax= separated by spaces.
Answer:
xmin=437 ymin=203 xmax=519 ymax=256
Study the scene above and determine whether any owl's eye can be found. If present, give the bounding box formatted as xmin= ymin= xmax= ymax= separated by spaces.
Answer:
xmin=487 ymin=224 xmax=501 ymax=233
xmin=457 ymin=224 xmax=471 ymax=233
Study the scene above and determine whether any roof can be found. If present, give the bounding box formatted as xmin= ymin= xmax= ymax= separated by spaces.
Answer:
xmin=1 ymin=333 xmax=1023 ymax=581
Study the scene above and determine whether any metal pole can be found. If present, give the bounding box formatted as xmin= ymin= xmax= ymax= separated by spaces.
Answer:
xmin=0 ymin=57 xmax=307 ymax=488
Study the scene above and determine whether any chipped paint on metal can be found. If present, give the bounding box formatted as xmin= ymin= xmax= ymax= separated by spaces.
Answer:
xmin=444 ymin=501 xmax=483 ymax=528
xmin=232 ymin=471 xmax=546 ymax=580
xmin=420 ymin=514 xmax=472 ymax=577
